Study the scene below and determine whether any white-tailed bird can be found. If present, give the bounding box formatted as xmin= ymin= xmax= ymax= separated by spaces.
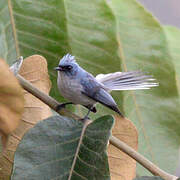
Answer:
xmin=55 ymin=54 xmax=158 ymax=119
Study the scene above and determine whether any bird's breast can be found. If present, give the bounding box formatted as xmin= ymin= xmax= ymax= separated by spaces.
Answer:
xmin=57 ymin=72 xmax=95 ymax=105
xmin=58 ymin=72 xmax=81 ymax=94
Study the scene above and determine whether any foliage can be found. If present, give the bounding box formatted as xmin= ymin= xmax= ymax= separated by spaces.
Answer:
xmin=11 ymin=115 xmax=113 ymax=180
xmin=0 ymin=0 xmax=180 ymax=177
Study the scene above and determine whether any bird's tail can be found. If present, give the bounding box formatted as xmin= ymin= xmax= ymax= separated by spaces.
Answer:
xmin=96 ymin=71 xmax=158 ymax=91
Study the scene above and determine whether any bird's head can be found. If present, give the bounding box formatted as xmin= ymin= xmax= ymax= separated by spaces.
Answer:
xmin=54 ymin=54 xmax=78 ymax=76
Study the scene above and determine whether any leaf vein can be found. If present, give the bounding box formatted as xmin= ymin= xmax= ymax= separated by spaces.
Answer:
xmin=80 ymin=143 xmax=102 ymax=160
xmin=71 ymin=36 xmax=113 ymax=59
xmin=17 ymin=30 xmax=67 ymax=50
xmin=23 ymin=155 xmax=74 ymax=179
xmin=19 ymin=42 xmax=59 ymax=58
xmin=77 ymin=155 xmax=98 ymax=170
xmin=73 ymin=170 xmax=88 ymax=180
xmin=13 ymin=11 xmax=65 ymax=34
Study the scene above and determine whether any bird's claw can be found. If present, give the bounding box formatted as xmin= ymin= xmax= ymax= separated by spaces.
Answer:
xmin=56 ymin=103 xmax=66 ymax=111
xmin=79 ymin=116 xmax=90 ymax=122
xmin=56 ymin=102 xmax=73 ymax=112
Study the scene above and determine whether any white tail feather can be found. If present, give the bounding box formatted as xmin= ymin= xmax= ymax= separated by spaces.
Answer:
xmin=96 ymin=71 xmax=158 ymax=91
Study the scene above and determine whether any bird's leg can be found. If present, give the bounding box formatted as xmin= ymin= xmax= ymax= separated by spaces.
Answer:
xmin=56 ymin=102 xmax=73 ymax=111
xmin=80 ymin=108 xmax=92 ymax=122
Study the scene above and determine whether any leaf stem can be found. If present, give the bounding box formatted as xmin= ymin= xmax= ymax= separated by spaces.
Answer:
xmin=17 ymin=74 xmax=178 ymax=180
xmin=7 ymin=0 xmax=20 ymax=57
xmin=68 ymin=119 xmax=91 ymax=180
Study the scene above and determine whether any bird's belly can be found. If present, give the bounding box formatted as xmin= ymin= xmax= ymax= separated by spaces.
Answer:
xmin=58 ymin=74 xmax=95 ymax=105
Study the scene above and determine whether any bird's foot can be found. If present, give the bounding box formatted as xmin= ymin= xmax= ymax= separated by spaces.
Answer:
xmin=56 ymin=102 xmax=73 ymax=111
xmin=79 ymin=115 xmax=90 ymax=123
xmin=79 ymin=108 xmax=92 ymax=122
xmin=56 ymin=103 xmax=66 ymax=111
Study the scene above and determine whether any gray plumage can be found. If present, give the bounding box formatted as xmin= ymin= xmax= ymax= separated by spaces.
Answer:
xmin=55 ymin=54 xmax=158 ymax=117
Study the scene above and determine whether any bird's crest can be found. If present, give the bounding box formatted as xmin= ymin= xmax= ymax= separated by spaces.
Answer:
xmin=59 ymin=53 xmax=76 ymax=65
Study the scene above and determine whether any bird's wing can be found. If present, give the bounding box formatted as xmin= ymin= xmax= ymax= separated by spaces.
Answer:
xmin=80 ymin=74 xmax=123 ymax=116
xmin=95 ymin=71 xmax=158 ymax=92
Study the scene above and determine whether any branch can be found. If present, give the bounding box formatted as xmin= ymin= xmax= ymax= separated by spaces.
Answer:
xmin=16 ymin=75 xmax=79 ymax=120
xmin=110 ymin=136 xmax=177 ymax=180
xmin=17 ymin=74 xmax=178 ymax=180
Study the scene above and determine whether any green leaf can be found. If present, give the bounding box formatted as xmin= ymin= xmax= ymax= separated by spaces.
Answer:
xmin=109 ymin=0 xmax=180 ymax=175
xmin=0 ymin=0 xmax=122 ymax=106
xmin=11 ymin=115 xmax=114 ymax=179
xmin=164 ymin=26 xmax=180 ymax=93
xmin=1 ymin=0 xmax=180 ymax=175
xmin=134 ymin=176 xmax=164 ymax=180
xmin=0 ymin=0 xmax=17 ymax=64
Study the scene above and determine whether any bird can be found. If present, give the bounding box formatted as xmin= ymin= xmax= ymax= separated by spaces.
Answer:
xmin=54 ymin=54 xmax=158 ymax=120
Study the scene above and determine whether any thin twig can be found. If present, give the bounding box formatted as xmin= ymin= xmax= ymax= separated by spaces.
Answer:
xmin=16 ymin=75 xmax=79 ymax=120
xmin=16 ymin=74 xmax=178 ymax=180
xmin=110 ymin=136 xmax=177 ymax=180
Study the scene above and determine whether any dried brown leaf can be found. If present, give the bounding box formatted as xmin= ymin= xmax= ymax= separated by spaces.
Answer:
xmin=0 ymin=59 xmax=24 ymax=137
xmin=108 ymin=116 xmax=138 ymax=180
xmin=0 ymin=55 xmax=52 ymax=179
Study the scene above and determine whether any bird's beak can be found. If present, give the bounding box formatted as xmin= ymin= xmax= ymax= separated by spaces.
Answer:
xmin=54 ymin=66 xmax=63 ymax=71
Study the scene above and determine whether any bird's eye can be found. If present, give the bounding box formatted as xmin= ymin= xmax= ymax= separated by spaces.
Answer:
xmin=67 ymin=65 xmax=72 ymax=70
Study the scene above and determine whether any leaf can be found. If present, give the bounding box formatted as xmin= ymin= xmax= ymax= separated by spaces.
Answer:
xmin=0 ymin=0 xmax=17 ymax=64
xmin=11 ymin=115 xmax=114 ymax=179
xmin=163 ymin=26 xmax=180 ymax=93
xmin=109 ymin=0 xmax=180 ymax=175
xmin=108 ymin=116 xmax=138 ymax=180
xmin=0 ymin=0 xmax=70 ymax=102
xmin=0 ymin=58 xmax=24 ymax=136
xmin=1 ymin=0 xmax=180 ymax=175
xmin=134 ymin=176 xmax=164 ymax=180
xmin=0 ymin=55 xmax=52 ymax=179
xmin=0 ymin=0 xmax=122 ymax=108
